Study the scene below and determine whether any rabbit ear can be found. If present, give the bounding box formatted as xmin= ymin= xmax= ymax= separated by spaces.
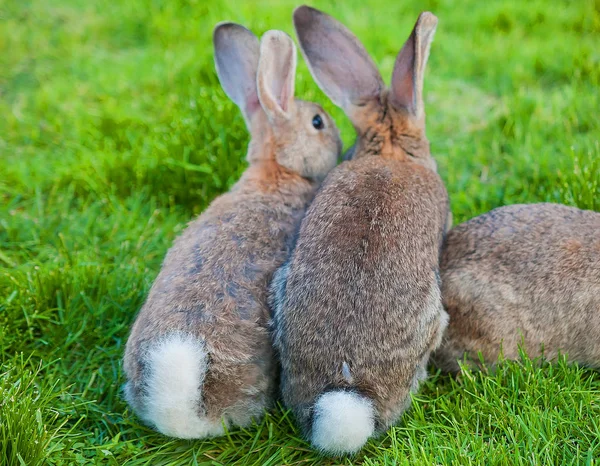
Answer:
xmin=293 ymin=5 xmax=383 ymax=113
xmin=213 ymin=22 xmax=261 ymax=126
xmin=257 ymin=30 xmax=297 ymax=123
xmin=390 ymin=12 xmax=438 ymax=119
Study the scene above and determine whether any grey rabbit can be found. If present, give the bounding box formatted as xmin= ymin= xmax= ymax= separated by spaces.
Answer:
xmin=434 ymin=203 xmax=600 ymax=372
xmin=122 ymin=23 xmax=341 ymax=439
xmin=269 ymin=6 xmax=450 ymax=455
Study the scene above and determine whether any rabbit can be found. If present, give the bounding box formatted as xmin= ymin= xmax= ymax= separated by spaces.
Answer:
xmin=432 ymin=203 xmax=600 ymax=373
xmin=122 ymin=23 xmax=342 ymax=439
xmin=269 ymin=6 xmax=450 ymax=455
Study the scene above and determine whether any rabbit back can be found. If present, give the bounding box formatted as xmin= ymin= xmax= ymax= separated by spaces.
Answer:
xmin=124 ymin=177 xmax=314 ymax=436
xmin=435 ymin=203 xmax=600 ymax=371
xmin=273 ymin=156 xmax=449 ymax=433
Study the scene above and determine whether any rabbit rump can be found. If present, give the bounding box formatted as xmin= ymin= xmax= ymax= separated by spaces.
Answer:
xmin=123 ymin=23 xmax=341 ymax=439
xmin=434 ymin=203 xmax=600 ymax=372
xmin=270 ymin=6 xmax=449 ymax=455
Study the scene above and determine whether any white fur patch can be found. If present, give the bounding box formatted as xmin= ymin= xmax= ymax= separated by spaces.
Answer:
xmin=311 ymin=390 xmax=375 ymax=455
xmin=140 ymin=334 xmax=225 ymax=439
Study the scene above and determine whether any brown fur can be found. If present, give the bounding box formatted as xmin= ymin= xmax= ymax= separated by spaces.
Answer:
xmin=434 ymin=203 xmax=600 ymax=372
xmin=270 ymin=7 xmax=449 ymax=443
xmin=124 ymin=158 xmax=316 ymax=422
xmin=123 ymin=25 xmax=341 ymax=434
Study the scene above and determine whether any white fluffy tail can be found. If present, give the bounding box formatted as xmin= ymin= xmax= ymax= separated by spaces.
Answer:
xmin=134 ymin=334 xmax=224 ymax=439
xmin=311 ymin=390 xmax=375 ymax=455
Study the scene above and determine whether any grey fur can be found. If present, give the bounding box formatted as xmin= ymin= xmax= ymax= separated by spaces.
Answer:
xmin=434 ymin=203 xmax=600 ymax=372
xmin=123 ymin=24 xmax=342 ymax=437
xmin=269 ymin=6 xmax=449 ymax=451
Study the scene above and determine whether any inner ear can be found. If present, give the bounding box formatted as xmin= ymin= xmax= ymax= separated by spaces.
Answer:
xmin=257 ymin=30 xmax=297 ymax=122
xmin=273 ymin=45 xmax=295 ymax=114
xmin=390 ymin=12 xmax=438 ymax=118
xmin=390 ymin=31 xmax=417 ymax=113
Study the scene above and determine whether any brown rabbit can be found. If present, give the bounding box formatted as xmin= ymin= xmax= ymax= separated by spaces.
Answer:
xmin=433 ymin=203 xmax=600 ymax=372
xmin=122 ymin=24 xmax=341 ymax=439
xmin=269 ymin=6 xmax=450 ymax=455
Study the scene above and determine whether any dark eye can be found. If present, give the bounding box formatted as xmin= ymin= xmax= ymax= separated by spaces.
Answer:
xmin=312 ymin=114 xmax=324 ymax=130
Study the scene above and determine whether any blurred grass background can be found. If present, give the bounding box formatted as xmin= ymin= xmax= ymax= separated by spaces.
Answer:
xmin=1 ymin=0 xmax=599 ymax=464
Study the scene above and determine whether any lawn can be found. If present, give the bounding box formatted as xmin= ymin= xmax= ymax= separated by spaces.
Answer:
xmin=1 ymin=0 xmax=599 ymax=464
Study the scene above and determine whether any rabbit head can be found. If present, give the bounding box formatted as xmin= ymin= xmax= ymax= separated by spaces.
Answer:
xmin=214 ymin=23 xmax=341 ymax=183
xmin=293 ymin=6 xmax=438 ymax=172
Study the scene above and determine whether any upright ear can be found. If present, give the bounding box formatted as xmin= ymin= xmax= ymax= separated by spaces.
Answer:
xmin=213 ymin=22 xmax=261 ymax=126
xmin=257 ymin=30 xmax=297 ymax=123
xmin=390 ymin=12 xmax=438 ymax=119
xmin=293 ymin=5 xmax=383 ymax=114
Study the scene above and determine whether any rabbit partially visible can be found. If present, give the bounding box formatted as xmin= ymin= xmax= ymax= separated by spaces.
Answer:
xmin=123 ymin=24 xmax=341 ymax=439
xmin=433 ymin=203 xmax=600 ymax=372
xmin=270 ymin=6 xmax=449 ymax=455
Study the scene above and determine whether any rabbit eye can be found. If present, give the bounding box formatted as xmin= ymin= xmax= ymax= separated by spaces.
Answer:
xmin=312 ymin=114 xmax=324 ymax=130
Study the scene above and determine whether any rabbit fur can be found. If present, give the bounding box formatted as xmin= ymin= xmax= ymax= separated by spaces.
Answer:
xmin=123 ymin=23 xmax=341 ymax=439
xmin=434 ymin=203 xmax=600 ymax=372
xmin=269 ymin=6 xmax=450 ymax=455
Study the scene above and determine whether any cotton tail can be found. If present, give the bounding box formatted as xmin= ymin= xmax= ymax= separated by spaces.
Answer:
xmin=126 ymin=334 xmax=224 ymax=439
xmin=310 ymin=390 xmax=376 ymax=455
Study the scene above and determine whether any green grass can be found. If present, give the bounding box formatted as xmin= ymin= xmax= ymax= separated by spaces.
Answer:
xmin=1 ymin=0 xmax=599 ymax=464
